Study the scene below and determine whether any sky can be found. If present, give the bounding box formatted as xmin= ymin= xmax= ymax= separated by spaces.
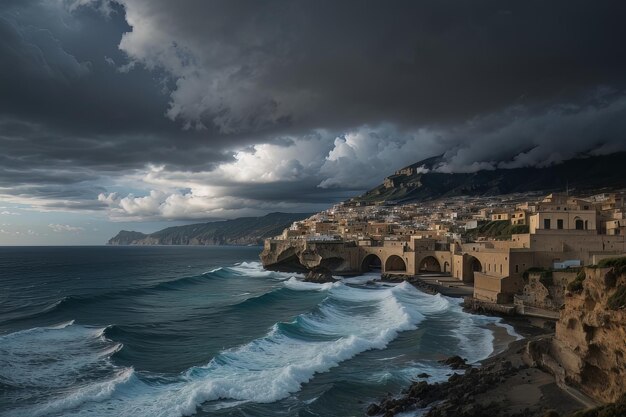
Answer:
xmin=1 ymin=0 xmax=626 ymax=245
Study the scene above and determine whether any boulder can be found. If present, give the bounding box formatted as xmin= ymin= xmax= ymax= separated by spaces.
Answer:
xmin=303 ymin=267 xmax=337 ymax=283
xmin=439 ymin=355 xmax=471 ymax=370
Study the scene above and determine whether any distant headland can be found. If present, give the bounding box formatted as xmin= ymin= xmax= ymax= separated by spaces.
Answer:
xmin=107 ymin=212 xmax=312 ymax=246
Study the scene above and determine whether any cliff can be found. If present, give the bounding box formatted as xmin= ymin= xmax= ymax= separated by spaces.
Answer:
xmin=107 ymin=212 xmax=312 ymax=246
xmin=530 ymin=260 xmax=626 ymax=404
xmin=354 ymin=152 xmax=626 ymax=204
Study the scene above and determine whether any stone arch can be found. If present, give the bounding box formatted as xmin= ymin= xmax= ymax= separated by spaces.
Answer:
xmin=361 ymin=254 xmax=382 ymax=272
xmin=466 ymin=255 xmax=482 ymax=283
xmin=419 ymin=256 xmax=441 ymax=273
xmin=575 ymin=217 xmax=584 ymax=230
xmin=385 ymin=255 xmax=407 ymax=272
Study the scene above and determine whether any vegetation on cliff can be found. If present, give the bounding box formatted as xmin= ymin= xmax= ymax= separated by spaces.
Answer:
xmin=567 ymin=270 xmax=587 ymax=293
xmin=597 ymin=257 xmax=626 ymax=275
xmin=107 ymin=212 xmax=311 ymax=246
xmin=607 ymin=285 xmax=626 ymax=310
xmin=465 ymin=220 xmax=529 ymax=240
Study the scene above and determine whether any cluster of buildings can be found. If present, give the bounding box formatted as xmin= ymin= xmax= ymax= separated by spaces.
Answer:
xmin=262 ymin=192 xmax=626 ymax=307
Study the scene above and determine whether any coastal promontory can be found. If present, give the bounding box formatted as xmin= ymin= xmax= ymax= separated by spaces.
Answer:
xmin=107 ymin=212 xmax=311 ymax=246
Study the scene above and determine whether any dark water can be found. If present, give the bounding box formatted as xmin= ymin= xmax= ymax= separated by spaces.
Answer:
xmin=0 ymin=246 xmax=519 ymax=417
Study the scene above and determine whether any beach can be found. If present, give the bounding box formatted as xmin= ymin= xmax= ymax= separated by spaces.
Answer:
xmin=366 ymin=277 xmax=595 ymax=417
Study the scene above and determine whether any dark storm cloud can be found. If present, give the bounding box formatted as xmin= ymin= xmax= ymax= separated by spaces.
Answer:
xmin=114 ymin=0 xmax=626 ymax=131
xmin=0 ymin=1 xmax=239 ymax=174
xmin=1 ymin=0 xmax=626 ymax=218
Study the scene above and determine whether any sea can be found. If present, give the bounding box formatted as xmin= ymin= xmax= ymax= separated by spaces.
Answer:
xmin=0 ymin=246 xmax=520 ymax=417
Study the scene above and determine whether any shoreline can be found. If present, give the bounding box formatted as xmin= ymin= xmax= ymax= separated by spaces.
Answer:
xmin=365 ymin=275 xmax=593 ymax=417
xmin=279 ymin=269 xmax=599 ymax=416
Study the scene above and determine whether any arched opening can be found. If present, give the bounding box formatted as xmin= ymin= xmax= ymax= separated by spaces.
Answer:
xmin=385 ymin=255 xmax=407 ymax=272
xmin=443 ymin=261 xmax=450 ymax=273
xmin=361 ymin=254 xmax=382 ymax=272
xmin=466 ymin=256 xmax=482 ymax=283
xmin=419 ymin=256 xmax=441 ymax=273
xmin=575 ymin=218 xmax=584 ymax=230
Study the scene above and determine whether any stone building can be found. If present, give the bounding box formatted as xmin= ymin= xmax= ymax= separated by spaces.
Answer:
xmin=262 ymin=192 xmax=626 ymax=306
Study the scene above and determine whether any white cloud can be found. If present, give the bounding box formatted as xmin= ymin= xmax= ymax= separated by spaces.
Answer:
xmin=0 ymin=211 xmax=21 ymax=215
xmin=318 ymin=126 xmax=441 ymax=188
xmin=48 ymin=223 xmax=84 ymax=232
xmin=98 ymin=189 xmax=306 ymax=221
xmin=95 ymin=125 xmax=445 ymax=220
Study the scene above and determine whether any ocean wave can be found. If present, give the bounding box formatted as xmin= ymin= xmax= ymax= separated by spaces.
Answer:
xmin=27 ymin=368 xmax=135 ymax=417
xmin=3 ymin=273 xmax=516 ymax=417
xmin=7 ymin=281 xmax=436 ymax=417
xmin=2 ymin=268 xmax=248 ymax=325
xmin=0 ymin=322 xmax=123 ymax=390
xmin=283 ymin=277 xmax=341 ymax=291
xmin=2 ymin=262 xmax=298 ymax=327
xmin=227 ymin=261 xmax=302 ymax=280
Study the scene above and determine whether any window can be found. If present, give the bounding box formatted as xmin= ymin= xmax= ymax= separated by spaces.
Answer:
xmin=557 ymin=219 xmax=564 ymax=229
xmin=575 ymin=219 xmax=584 ymax=230
xmin=544 ymin=219 xmax=551 ymax=229
xmin=515 ymin=265 xmax=519 ymax=273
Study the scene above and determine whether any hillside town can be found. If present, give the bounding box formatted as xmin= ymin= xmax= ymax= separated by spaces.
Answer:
xmin=261 ymin=191 xmax=626 ymax=315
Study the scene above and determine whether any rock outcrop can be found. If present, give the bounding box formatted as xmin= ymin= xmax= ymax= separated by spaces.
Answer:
xmin=304 ymin=267 xmax=337 ymax=283
xmin=365 ymin=339 xmax=584 ymax=417
xmin=532 ymin=265 xmax=626 ymax=404
xmin=260 ymin=239 xmax=357 ymax=275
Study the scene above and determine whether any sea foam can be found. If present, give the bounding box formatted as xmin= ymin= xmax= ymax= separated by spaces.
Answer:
xmin=2 ymin=270 xmax=515 ymax=417
xmin=6 ymin=281 xmax=442 ymax=417
xmin=283 ymin=276 xmax=341 ymax=291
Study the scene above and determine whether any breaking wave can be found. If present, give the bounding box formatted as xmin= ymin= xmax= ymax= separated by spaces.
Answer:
xmin=1 ymin=258 xmax=520 ymax=417
xmin=2 ymin=282 xmax=454 ymax=417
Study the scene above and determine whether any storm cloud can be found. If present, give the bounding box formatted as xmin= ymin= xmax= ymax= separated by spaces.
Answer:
xmin=1 ymin=0 xmax=626 ymax=221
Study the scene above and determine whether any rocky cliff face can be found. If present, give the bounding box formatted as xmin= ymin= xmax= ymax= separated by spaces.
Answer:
xmin=545 ymin=266 xmax=626 ymax=403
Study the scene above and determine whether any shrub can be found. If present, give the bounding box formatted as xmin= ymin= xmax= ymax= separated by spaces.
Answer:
xmin=607 ymin=285 xmax=626 ymax=310
xmin=539 ymin=270 xmax=554 ymax=287
xmin=597 ymin=257 xmax=626 ymax=276
xmin=567 ymin=270 xmax=587 ymax=294
xmin=511 ymin=224 xmax=530 ymax=234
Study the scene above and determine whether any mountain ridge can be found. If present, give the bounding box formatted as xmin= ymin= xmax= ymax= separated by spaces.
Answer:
xmin=107 ymin=212 xmax=312 ymax=246
xmin=352 ymin=152 xmax=626 ymax=204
